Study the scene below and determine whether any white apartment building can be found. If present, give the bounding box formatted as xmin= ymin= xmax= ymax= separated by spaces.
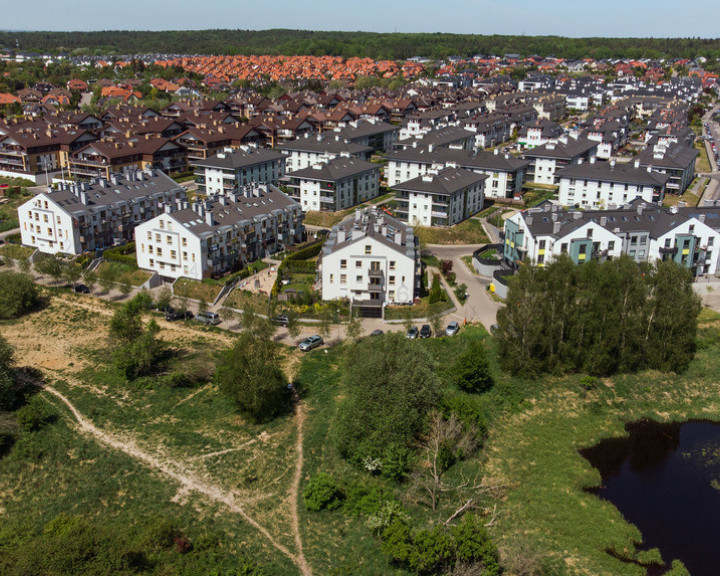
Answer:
xmin=275 ymin=135 xmax=372 ymax=172
xmin=385 ymin=147 xmax=528 ymax=200
xmin=393 ymin=168 xmax=486 ymax=227
xmin=193 ymin=147 xmax=286 ymax=195
xmin=556 ymin=159 xmax=669 ymax=209
xmin=502 ymin=201 xmax=720 ymax=276
xmin=135 ymin=183 xmax=303 ymax=280
xmin=523 ymin=136 xmax=599 ymax=185
xmin=285 ymin=157 xmax=380 ymax=212
xmin=18 ymin=170 xmax=185 ymax=255
xmin=320 ymin=207 xmax=419 ymax=314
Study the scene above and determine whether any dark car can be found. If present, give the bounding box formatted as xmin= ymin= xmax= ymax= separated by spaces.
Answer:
xmin=370 ymin=329 xmax=384 ymax=336
xmin=420 ymin=324 xmax=432 ymax=339
xmin=157 ymin=305 xmax=175 ymax=315
xmin=73 ymin=284 xmax=90 ymax=294
xmin=166 ymin=310 xmax=194 ymax=322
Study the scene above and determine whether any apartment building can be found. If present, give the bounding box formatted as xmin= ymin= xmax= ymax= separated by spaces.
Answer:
xmin=135 ymin=183 xmax=303 ymax=280
xmin=385 ymin=147 xmax=528 ymax=199
xmin=274 ymin=135 xmax=372 ymax=172
xmin=285 ymin=157 xmax=380 ymax=212
xmin=18 ymin=169 xmax=185 ymax=255
xmin=523 ymin=136 xmax=599 ymax=185
xmin=556 ymin=159 xmax=670 ymax=209
xmin=393 ymin=167 xmax=486 ymax=227
xmin=320 ymin=207 xmax=419 ymax=315
xmin=193 ymin=147 xmax=286 ymax=195
xmin=503 ymin=200 xmax=720 ymax=276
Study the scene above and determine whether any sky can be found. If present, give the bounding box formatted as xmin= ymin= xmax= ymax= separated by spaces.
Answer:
xmin=2 ymin=0 xmax=719 ymax=38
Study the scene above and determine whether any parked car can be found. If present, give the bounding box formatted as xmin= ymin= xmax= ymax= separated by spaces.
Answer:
xmin=445 ymin=321 xmax=460 ymax=336
xmin=73 ymin=284 xmax=90 ymax=294
xmin=420 ymin=324 xmax=432 ymax=339
xmin=490 ymin=323 xmax=499 ymax=335
xmin=195 ymin=311 xmax=221 ymax=325
xmin=272 ymin=314 xmax=290 ymax=327
xmin=370 ymin=329 xmax=384 ymax=336
xmin=166 ymin=310 xmax=194 ymax=322
xmin=298 ymin=335 xmax=323 ymax=351
xmin=406 ymin=326 xmax=419 ymax=339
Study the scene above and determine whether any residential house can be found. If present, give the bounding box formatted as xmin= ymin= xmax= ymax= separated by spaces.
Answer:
xmin=193 ymin=147 xmax=286 ymax=195
xmin=275 ymin=135 xmax=372 ymax=172
xmin=523 ymin=136 xmax=599 ymax=185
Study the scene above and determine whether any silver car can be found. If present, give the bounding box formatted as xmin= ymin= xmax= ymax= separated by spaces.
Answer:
xmin=298 ymin=335 xmax=324 ymax=351
xmin=445 ymin=321 xmax=460 ymax=336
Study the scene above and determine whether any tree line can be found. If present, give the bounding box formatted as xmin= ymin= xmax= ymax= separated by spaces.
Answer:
xmin=495 ymin=255 xmax=702 ymax=378
xmin=3 ymin=30 xmax=720 ymax=60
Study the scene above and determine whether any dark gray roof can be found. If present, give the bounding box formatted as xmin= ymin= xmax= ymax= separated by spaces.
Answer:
xmin=274 ymin=136 xmax=372 ymax=156
xmin=555 ymin=160 xmax=670 ymax=187
xmin=393 ymin=167 xmax=487 ymax=196
xmin=324 ymin=206 xmax=415 ymax=257
xmin=170 ymin=184 xmax=298 ymax=238
xmin=333 ymin=120 xmax=399 ymax=140
xmin=287 ymin=157 xmax=379 ymax=182
xmin=192 ymin=147 xmax=284 ymax=170
xmin=522 ymin=137 xmax=598 ymax=160
xmin=521 ymin=200 xmax=686 ymax=240
xmin=386 ymin=147 xmax=529 ymax=172
xmin=396 ymin=126 xmax=475 ymax=149
xmin=44 ymin=170 xmax=182 ymax=215
xmin=636 ymin=142 xmax=698 ymax=171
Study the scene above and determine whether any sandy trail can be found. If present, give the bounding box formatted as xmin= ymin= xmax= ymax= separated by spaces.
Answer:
xmin=44 ymin=385 xmax=311 ymax=574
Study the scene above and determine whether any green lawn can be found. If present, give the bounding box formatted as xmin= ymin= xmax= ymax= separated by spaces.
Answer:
xmin=303 ymin=194 xmax=396 ymax=228
xmin=695 ymin=141 xmax=712 ymax=173
xmin=173 ymin=278 xmax=224 ymax=303
xmin=224 ymin=288 xmax=272 ymax=312
xmin=384 ymin=289 xmax=454 ymax=320
xmin=0 ymin=243 xmax=35 ymax=260
xmin=415 ymin=219 xmax=489 ymax=245
xmin=97 ymin=260 xmax=151 ymax=287
xmin=280 ymin=273 xmax=316 ymax=295
xmin=0 ymin=192 xmax=32 ymax=233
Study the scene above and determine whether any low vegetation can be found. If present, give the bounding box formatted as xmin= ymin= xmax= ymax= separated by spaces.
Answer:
xmin=415 ymin=219 xmax=489 ymax=245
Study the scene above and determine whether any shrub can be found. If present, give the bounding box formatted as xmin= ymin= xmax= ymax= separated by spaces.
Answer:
xmin=453 ymin=340 xmax=494 ymax=394
xmin=16 ymin=400 xmax=56 ymax=432
xmin=343 ymin=483 xmax=388 ymax=517
xmin=303 ymin=473 xmax=343 ymax=511
xmin=0 ymin=271 xmax=41 ymax=319
xmin=103 ymin=242 xmax=138 ymax=266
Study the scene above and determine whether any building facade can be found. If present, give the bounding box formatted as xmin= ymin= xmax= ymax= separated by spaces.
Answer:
xmin=193 ymin=147 xmax=286 ymax=195
xmin=135 ymin=183 xmax=303 ymax=280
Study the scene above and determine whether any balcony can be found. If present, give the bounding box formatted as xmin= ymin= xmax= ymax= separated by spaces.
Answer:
xmin=659 ymin=246 xmax=678 ymax=255
xmin=368 ymin=269 xmax=383 ymax=278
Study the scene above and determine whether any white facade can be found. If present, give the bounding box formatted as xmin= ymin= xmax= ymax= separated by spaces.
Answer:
xmin=136 ymin=214 xmax=205 ymax=280
xmin=19 ymin=193 xmax=80 ymax=255
xmin=533 ymin=157 xmax=563 ymax=185
xmin=651 ymin=217 xmax=720 ymax=276
xmin=321 ymin=228 xmax=417 ymax=305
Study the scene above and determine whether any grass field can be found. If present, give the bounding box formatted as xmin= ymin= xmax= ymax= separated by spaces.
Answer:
xmin=302 ymin=193 xmax=396 ymax=228
xmin=4 ymin=287 xmax=720 ymax=574
xmin=0 ymin=242 xmax=35 ymax=260
xmin=415 ymin=219 xmax=489 ymax=245
xmin=383 ymin=289 xmax=454 ymax=320
xmin=173 ymin=278 xmax=224 ymax=303
xmin=663 ymin=182 xmax=702 ymax=208
xmin=0 ymin=192 xmax=32 ymax=233
xmin=96 ymin=260 xmax=151 ymax=287
xmin=695 ymin=141 xmax=712 ymax=173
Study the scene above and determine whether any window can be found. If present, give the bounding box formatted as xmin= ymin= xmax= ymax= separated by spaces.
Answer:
xmin=356 ymin=260 xmax=362 ymax=268
xmin=539 ymin=240 xmax=546 ymax=249
xmin=147 ymin=231 xmax=152 ymax=240
xmin=340 ymin=274 xmax=347 ymax=284
xmin=166 ymin=235 xmax=172 ymax=244
xmin=329 ymin=274 xmax=334 ymax=283
xmin=538 ymin=254 xmax=545 ymax=264
xmin=170 ymin=250 xmax=177 ymax=259
xmin=389 ymin=276 xmax=396 ymax=285
xmin=587 ymin=228 xmax=593 ymax=238
xmin=561 ymin=243 xmax=568 ymax=253
xmin=182 ymin=237 xmax=187 ymax=246
xmin=340 ymin=259 xmax=347 ymax=269
xmin=709 ymin=237 xmax=715 ymax=247
xmin=608 ymin=241 xmax=615 ymax=250
xmin=579 ymin=244 xmax=587 ymax=255
xmin=356 ymin=275 xmax=363 ymax=282
xmin=664 ymin=238 xmax=671 ymax=248
xmin=365 ymin=245 xmax=371 ymax=254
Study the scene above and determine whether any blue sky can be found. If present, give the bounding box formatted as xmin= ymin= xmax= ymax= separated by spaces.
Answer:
xmin=3 ymin=0 xmax=718 ymax=37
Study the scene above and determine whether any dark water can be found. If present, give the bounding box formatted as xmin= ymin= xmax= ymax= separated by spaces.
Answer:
xmin=580 ymin=420 xmax=720 ymax=576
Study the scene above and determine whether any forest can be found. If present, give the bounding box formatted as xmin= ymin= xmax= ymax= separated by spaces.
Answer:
xmin=2 ymin=29 xmax=720 ymax=60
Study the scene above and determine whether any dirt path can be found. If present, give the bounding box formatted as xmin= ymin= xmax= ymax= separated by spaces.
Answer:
xmin=43 ymin=384 xmax=311 ymax=575
xmin=288 ymin=399 xmax=311 ymax=576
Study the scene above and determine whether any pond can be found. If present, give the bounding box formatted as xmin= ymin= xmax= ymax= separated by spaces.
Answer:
xmin=581 ymin=420 xmax=720 ymax=576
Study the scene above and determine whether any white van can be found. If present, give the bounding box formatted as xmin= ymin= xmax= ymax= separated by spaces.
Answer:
xmin=195 ymin=311 xmax=221 ymax=325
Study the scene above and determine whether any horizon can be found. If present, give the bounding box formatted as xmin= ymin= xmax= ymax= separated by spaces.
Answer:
xmin=2 ymin=0 xmax=719 ymax=39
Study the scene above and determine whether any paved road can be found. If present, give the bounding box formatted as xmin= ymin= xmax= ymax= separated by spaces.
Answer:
xmin=699 ymin=105 xmax=720 ymax=204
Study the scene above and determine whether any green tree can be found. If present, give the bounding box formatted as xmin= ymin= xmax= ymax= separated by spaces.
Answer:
xmin=0 ymin=271 xmax=41 ymax=319
xmin=335 ymin=334 xmax=441 ymax=469
xmin=345 ymin=309 xmax=363 ymax=342
xmin=97 ymin=265 xmax=116 ymax=293
xmin=215 ymin=332 xmax=289 ymax=423
xmin=0 ymin=334 xmax=18 ymax=410
xmin=453 ymin=340 xmax=493 ymax=393
xmin=428 ymin=273 xmax=443 ymax=305
xmin=62 ymin=262 xmax=82 ymax=288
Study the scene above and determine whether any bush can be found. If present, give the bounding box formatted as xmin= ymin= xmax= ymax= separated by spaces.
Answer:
xmin=103 ymin=242 xmax=137 ymax=266
xmin=303 ymin=473 xmax=343 ymax=511
xmin=215 ymin=332 xmax=290 ymax=423
xmin=343 ymin=483 xmax=388 ymax=517
xmin=16 ymin=399 xmax=56 ymax=432
xmin=453 ymin=341 xmax=494 ymax=393
xmin=0 ymin=271 xmax=41 ymax=319
xmin=428 ymin=274 xmax=443 ymax=304
xmin=335 ymin=334 xmax=441 ymax=470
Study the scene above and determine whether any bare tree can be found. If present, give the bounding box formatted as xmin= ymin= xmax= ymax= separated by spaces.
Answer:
xmin=414 ymin=412 xmax=479 ymax=511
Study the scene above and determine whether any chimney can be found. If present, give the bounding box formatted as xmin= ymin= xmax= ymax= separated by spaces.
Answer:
xmin=637 ymin=205 xmax=644 ymax=216
xmin=609 ymin=159 xmax=615 ymax=171
xmin=80 ymin=191 xmax=88 ymax=205
xmin=394 ymin=230 xmax=403 ymax=244
xmin=494 ymin=148 xmax=499 ymax=155
xmin=205 ymin=210 xmax=214 ymax=226
xmin=526 ymin=215 xmax=533 ymax=225
xmin=573 ymin=211 xmax=581 ymax=220
xmin=337 ymin=228 xmax=346 ymax=243
xmin=600 ymin=216 xmax=607 ymax=226
xmin=590 ymin=157 xmax=596 ymax=164
xmin=164 ymin=204 xmax=172 ymax=214
xmin=634 ymin=159 xmax=641 ymax=168
xmin=553 ymin=221 xmax=562 ymax=234
xmin=699 ymin=214 xmax=706 ymax=223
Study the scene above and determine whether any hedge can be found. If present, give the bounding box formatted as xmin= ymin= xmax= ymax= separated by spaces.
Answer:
xmin=103 ymin=243 xmax=138 ymax=266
